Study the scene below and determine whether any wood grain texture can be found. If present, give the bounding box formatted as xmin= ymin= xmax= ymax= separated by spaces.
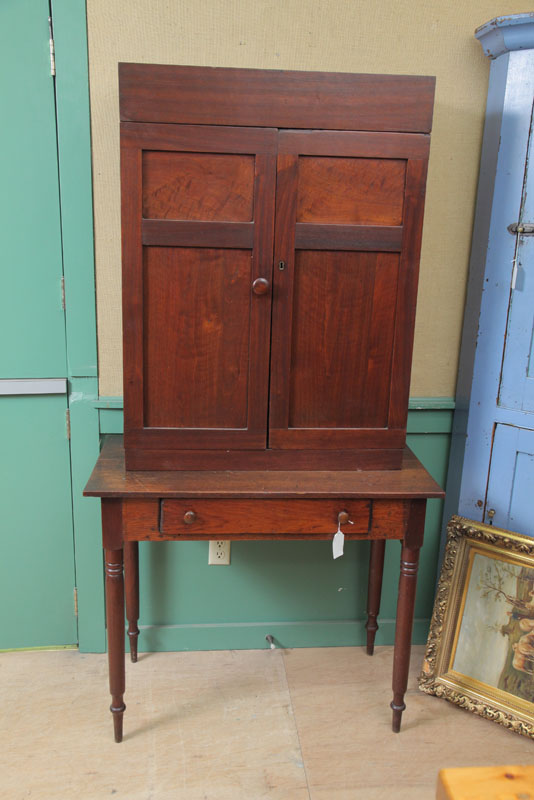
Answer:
xmin=268 ymin=126 xmax=427 ymax=458
xmin=124 ymin=446 xmax=403 ymax=471
xmin=120 ymin=71 xmax=433 ymax=469
xmin=121 ymin=497 xmax=412 ymax=541
xmin=141 ymin=220 xmax=254 ymax=248
xmin=101 ymin=497 xmax=124 ymax=549
xmin=84 ymin=436 xmax=444 ymax=499
xmin=142 ymin=151 xmax=254 ymax=221
xmin=391 ymin=537 xmax=423 ymax=732
xmin=437 ymin=766 xmax=534 ymax=800
xmin=361 ymin=254 xmax=399 ymax=427
xmin=124 ymin=541 xmax=139 ymax=662
xmin=294 ymin=224 xmax=402 ymax=251
xmin=119 ymin=64 xmax=435 ymax=133
xmin=123 ymin=499 xmax=160 ymax=539
xmin=296 ymin=156 xmax=405 ymax=225
xmin=388 ymin=158 xmax=429 ymax=430
xmin=369 ymin=500 xmax=409 ymax=538
xmin=269 ymin=152 xmax=299 ymax=432
xmin=161 ymin=498 xmax=371 ymax=535
xmin=278 ymin=129 xmax=430 ymax=159
xmin=121 ymin=144 xmax=144 ymax=434
xmin=122 ymin=122 xmax=277 ymax=456
xmin=103 ymin=543 xmax=125 ymax=743
xmin=248 ymin=151 xmax=277 ymax=453
xmin=143 ymin=247 xmax=251 ymax=429
xmin=288 ymin=250 xmax=399 ymax=430
xmin=366 ymin=539 xmax=386 ymax=655
xmin=121 ymin=121 xmax=278 ymax=154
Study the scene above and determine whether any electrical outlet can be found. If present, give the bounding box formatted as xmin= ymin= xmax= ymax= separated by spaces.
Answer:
xmin=208 ymin=540 xmax=231 ymax=565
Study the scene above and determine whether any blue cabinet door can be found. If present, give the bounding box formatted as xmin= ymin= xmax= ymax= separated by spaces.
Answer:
xmin=498 ymin=115 xmax=534 ymax=414
xmin=486 ymin=425 xmax=534 ymax=536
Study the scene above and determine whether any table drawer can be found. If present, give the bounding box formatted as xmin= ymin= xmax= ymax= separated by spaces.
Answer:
xmin=122 ymin=498 xmax=409 ymax=541
xmin=161 ymin=499 xmax=370 ymax=535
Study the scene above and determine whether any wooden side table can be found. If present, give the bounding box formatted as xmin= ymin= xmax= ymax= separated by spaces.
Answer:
xmin=84 ymin=435 xmax=444 ymax=742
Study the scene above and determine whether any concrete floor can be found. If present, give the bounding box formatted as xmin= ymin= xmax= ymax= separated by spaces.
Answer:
xmin=1 ymin=645 xmax=532 ymax=799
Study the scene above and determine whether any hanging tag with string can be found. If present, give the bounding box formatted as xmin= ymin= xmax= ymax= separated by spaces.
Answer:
xmin=332 ymin=516 xmax=353 ymax=559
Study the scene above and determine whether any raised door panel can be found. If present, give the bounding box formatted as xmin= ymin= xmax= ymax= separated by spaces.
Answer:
xmin=143 ymin=247 xmax=251 ymax=429
xmin=498 ymin=114 xmax=534 ymax=414
xmin=121 ymin=123 xmax=276 ymax=451
xmin=269 ymin=130 xmax=429 ymax=450
xmin=485 ymin=425 xmax=534 ymax=536
xmin=289 ymin=250 xmax=399 ymax=430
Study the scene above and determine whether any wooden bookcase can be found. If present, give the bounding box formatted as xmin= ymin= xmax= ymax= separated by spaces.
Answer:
xmin=119 ymin=64 xmax=435 ymax=470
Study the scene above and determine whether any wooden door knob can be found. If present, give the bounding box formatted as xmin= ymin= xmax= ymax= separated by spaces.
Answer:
xmin=338 ymin=510 xmax=350 ymax=525
xmin=183 ymin=511 xmax=197 ymax=524
xmin=252 ymin=278 xmax=270 ymax=295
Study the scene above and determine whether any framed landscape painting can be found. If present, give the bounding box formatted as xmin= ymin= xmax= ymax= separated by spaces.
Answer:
xmin=420 ymin=516 xmax=534 ymax=739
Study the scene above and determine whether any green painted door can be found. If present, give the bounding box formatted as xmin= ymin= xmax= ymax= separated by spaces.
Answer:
xmin=0 ymin=1 xmax=77 ymax=648
xmin=1 ymin=1 xmax=67 ymax=377
xmin=0 ymin=395 xmax=76 ymax=648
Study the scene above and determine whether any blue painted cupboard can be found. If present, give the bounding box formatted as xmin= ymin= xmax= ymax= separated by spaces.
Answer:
xmin=445 ymin=13 xmax=534 ymax=537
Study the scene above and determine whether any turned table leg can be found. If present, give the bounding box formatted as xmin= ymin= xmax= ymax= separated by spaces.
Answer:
xmin=105 ymin=547 xmax=126 ymax=742
xmin=124 ymin=541 xmax=140 ymax=663
xmin=390 ymin=500 xmax=426 ymax=733
xmin=365 ymin=539 xmax=386 ymax=655
xmin=102 ymin=499 xmax=126 ymax=743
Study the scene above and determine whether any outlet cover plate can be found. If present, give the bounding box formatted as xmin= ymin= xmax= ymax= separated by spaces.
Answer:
xmin=208 ymin=540 xmax=231 ymax=565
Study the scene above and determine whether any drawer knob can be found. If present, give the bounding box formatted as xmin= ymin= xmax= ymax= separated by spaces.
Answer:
xmin=252 ymin=277 xmax=270 ymax=295
xmin=183 ymin=510 xmax=197 ymax=524
xmin=338 ymin=510 xmax=350 ymax=526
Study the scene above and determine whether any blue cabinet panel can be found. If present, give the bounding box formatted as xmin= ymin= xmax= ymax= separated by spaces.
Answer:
xmin=486 ymin=425 xmax=534 ymax=536
xmin=499 ymin=111 xmax=534 ymax=414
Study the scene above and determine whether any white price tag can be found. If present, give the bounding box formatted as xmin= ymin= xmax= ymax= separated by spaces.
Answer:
xmin=332 ymin=524 xmax=345 ymax=559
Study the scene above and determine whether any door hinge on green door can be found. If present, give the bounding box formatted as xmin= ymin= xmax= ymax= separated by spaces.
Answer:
xmin=74 ymin=587 xmax=78 ymax=617
xmin=48 ymin=16 xmax=55 ymax=77
xmin=66 ymin=408 xmax=71 ymax=439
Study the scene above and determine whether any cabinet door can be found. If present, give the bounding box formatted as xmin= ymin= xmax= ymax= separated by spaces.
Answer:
xmin=121 ymin=124 xmax=276 ymax=450
xmin=485 ymin=425 xmax=534 ymax=536
xmin=498 ymin=113 xmax=534 ymax=413
xmin=269 ymin=130 xmax=429 ymax=450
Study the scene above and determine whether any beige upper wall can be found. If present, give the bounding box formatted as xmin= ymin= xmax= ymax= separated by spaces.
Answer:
xmin=87 ymin=0 xmax=526 ymax=398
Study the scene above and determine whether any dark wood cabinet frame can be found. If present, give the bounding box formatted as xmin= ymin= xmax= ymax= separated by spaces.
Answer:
xmin=119 ymin=64 xmax=435 ymax=471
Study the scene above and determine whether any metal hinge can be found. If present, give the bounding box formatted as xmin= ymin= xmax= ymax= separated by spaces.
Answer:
xmin=508 ymin=222 xmax=534 ymax=235
xmin=48 ymin=16 xmax=56 ymax=77
xmin=74 ymin=587 xmax=78 ymax=617
xmin=60 ymin=276 xmax=66 ymax=310
xmin=66 ymin=408 xmax=71 ymax=439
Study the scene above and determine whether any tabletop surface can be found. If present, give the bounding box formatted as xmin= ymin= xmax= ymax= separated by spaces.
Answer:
xmin=84 ymin=436 xmax=444 ymax=500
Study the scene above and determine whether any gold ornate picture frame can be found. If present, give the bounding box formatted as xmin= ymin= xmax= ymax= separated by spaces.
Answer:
xmin=420 ymin=516 xmax=534 ymax=739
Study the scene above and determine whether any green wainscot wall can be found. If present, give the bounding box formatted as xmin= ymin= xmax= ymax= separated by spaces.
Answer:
xmin=82 ymin=397 xmax=452 ymax=653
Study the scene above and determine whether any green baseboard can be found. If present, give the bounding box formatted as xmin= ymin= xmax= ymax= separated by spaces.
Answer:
xmin=131 ymin=618 xmax=431 ymax=652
